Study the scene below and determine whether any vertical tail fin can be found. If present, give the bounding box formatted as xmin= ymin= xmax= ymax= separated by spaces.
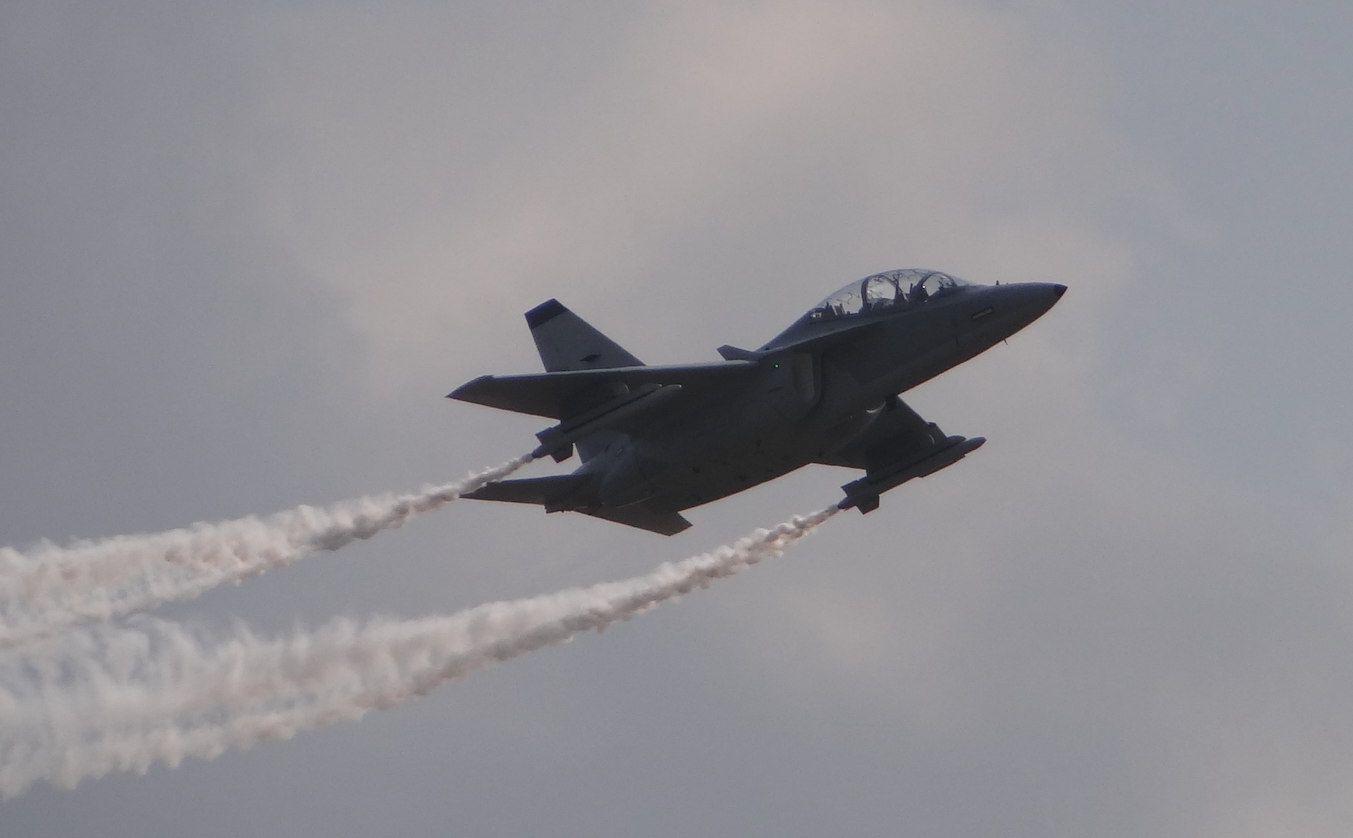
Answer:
xmin=524 ymin=299 xmax=645 ymax=463
xmin=525 ymin=299 xmax=644 ymax=372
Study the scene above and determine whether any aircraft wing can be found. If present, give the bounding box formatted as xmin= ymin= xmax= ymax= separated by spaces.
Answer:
xmin=816 ymin=395 xmax=984 ymax=513
xmin=814 ymin=395 xmax=939 ymax=469
xmin=449 ymin=360 xmax=758 ymax=420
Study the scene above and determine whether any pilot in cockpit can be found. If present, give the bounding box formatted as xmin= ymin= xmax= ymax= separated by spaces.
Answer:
xmin=809 ymin=269 xmax=967 ymax=321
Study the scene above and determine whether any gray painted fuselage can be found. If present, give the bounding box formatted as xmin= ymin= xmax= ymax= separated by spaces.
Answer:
xmin=452 ymin=274 xmax=1065 ymax=532
xmin=583 ymin=282 xmax=1064 ymax=513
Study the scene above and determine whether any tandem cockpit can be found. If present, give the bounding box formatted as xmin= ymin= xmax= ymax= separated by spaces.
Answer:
xmin=808 ymin=269 xmax=972 ymax=321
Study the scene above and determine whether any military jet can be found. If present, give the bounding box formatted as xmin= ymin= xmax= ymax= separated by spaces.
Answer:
xmin=450 ymin=269 xmax=1065 ymax=535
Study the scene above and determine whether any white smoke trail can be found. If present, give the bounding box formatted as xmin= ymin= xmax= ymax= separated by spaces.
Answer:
xmin=0 ymin=455 xmax=534 ymax=647
xmin=0 ymin=505 xmax=837 ymax=797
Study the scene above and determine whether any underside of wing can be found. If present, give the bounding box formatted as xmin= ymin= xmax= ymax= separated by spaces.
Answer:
xmin=814 ymin=395 xmax=938 ymax=470
xmin=816 ymin=395 xmax=984 ymax=513
xmin=448 ymin=361 xmax=757 ymax=420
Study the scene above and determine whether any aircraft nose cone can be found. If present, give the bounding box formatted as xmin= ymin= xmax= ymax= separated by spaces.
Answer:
xmin=991 ymin=282 xmax=1066 ymax=329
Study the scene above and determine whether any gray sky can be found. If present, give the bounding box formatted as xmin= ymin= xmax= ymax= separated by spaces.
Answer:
xmin=2 ymin=1 xmax=1352 ymax=835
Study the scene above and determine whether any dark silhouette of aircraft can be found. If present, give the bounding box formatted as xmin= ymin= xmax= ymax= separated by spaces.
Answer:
xmin=450 ymin=269 xmax=1065 ymax=534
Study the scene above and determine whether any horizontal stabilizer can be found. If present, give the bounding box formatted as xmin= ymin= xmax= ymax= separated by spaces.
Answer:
xmin=580 ymin=505 xmax=692 ymax=536
xmin=462 ymin=475 xmax=585 ymax=506
xmin=462 ymin=474 xmax=691 ymax=535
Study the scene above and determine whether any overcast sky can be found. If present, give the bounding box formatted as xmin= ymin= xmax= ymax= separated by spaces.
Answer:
xmin=2 ymin=1 xmax=1352 ymax=835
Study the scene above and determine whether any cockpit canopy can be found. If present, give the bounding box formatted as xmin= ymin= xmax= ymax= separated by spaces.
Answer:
xmin=808 ymin=269 xmax=971 ymax=321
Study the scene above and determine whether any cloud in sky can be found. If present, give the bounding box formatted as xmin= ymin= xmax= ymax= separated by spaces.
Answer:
xmin=3 ymin=1 xmax=1353 ymax=836
xmin=250 ymin=1 xmax=1174 ymax=378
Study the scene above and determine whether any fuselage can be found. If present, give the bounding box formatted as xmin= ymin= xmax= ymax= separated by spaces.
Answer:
xmin=575 ymin=279 xmax=1066 ymax=513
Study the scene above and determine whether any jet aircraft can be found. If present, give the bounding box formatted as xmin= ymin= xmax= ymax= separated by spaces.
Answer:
xmin=450 ymin=269 xmax=1065 ymax=534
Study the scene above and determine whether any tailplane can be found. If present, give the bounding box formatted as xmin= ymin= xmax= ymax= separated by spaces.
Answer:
xmin=579 ymin=506 xmax=691 ymax=536
xmin=462 ymin=474 xmax=691 ymax=535
xmin=462 ymin=474 xmax=585 ymax=506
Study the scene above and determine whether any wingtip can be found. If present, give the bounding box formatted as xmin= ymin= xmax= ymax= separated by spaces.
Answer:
xmin=447 ymin=375 xmax=495 ymax=402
